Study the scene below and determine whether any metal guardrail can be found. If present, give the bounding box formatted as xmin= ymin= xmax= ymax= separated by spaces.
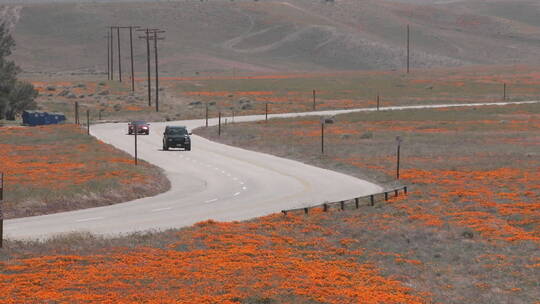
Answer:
xmin=281 ymin=186 xmax=408 ymax=215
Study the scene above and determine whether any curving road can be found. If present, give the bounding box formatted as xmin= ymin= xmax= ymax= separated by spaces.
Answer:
xmin=5 ymin=101 xmax=538 ymax=240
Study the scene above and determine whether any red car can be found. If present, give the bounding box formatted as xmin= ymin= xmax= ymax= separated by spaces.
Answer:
xmin=128 ymin=120 xmax=150 ymax=135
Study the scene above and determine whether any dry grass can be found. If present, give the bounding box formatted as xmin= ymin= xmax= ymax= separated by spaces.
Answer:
xmin=0 ymin=124 xmax=170 ymax=218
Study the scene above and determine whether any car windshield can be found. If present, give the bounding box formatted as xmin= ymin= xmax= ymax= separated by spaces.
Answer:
xmin=167 ymin=128 xmax=187 ymax=135
xmin=132 ymin=121 xmax=147 ymax=125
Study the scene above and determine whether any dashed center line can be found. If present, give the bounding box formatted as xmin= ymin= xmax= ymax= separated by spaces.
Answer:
xmin=205 ymin=198 xmax=218 ymax=203
xmin=233 ymin=192 xmax=240 ymax=196
xmin=75 ymin=217 xmax=104 ymax=223
xmin=242 ymin=186 xmax=247 ymax=190
xmin=152 ymin=207 xmax=172 ymax=212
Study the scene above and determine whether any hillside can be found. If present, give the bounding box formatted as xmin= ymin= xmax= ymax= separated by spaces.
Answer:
xmin=3 ymin=0 xmax=540 ymax=75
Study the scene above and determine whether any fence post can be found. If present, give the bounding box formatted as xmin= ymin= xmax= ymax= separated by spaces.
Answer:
xmin=313 ymin=89 xmax=316 ymax=110
xmin=304 ymin=208 xmax=309 ymax=215
xmin=205 ymin=103 xmax=209 ymax=127
xmin=265 ymin=103 xmax=268 ymax=122
xmin=395 ymin=189 xmax=399 ymax=197
xmin=404 ymin=186 xmax=408 ymax=194
xmin=282 ymin=210 xmax=287 ymax=216
xmin=340 ymin=201 xmax=345 ymax=210
xmin=370 ymin=195 xmax=374 ymax=206
xmin=218 ymin=112 xmax=221 ymax=136
xmin=377 ymin=94 xmax=380 ymax=111
xmin=0 ymin=172 xmax=3 ymax=249
xmin=384 ymin=192 xmax=388 ymax=201
xmin=86 ymin=109 xmax=90 ymax=135
xmin=355 ymin=198 xmax=359 ymax=209
xmin=323 ymin=203 xmax=328 ymax=212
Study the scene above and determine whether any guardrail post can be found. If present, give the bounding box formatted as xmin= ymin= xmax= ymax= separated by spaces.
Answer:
xmin=370 ymin=195 xmax=374 ymax=206
xmin=355 ymin=198 xmax=359 ymax=209
xmin=340 ymin=201 xmax=345 ymax=210
xmin=395 ymin=189 xmax=399 ymax=197
xmin=384 ymin=192 xmax=388 ymax=201
xmin=282 ymin=210 xmax=287 ymax=216
xmin=304 ymin=208 xmax=309 ymax=215
xmin=323 ymin=203 xmax=328 ymax=212
xmin=404 ymin=186 xmax=408 ymax=194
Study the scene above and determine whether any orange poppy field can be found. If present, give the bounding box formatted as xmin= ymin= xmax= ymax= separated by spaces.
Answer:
xmin=1 ymin=103 xmax=537 ymax=303
xmin=0 ymin=124 xmax=169 ymax=218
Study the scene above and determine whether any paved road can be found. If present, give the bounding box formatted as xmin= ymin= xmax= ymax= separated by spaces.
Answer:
xmin=5 ymin=100 xmax=538 ymax=240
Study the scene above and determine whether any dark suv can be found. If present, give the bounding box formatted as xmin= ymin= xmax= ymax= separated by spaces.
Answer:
xmin=163 ymin=126 xmax=191 ymax=151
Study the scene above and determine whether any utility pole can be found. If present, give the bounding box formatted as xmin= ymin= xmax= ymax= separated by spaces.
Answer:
xmin=116 ymin=26 xmax=139 ymax=90
xmin=377 ymin=94 xmax=380 ymax=111
xmin=137 ymin=28 xmax=152 ymax=106
xmin=503 ymin=83 xmax=507 ymax=101
xmin=407 ymin=24 xmax=410 ymax=74
xmin=117 ymin=26 xmax=122 ymax=82
xmin=109 ymin=27 xmax=115 ymax=80
xmin=105 ymin=33 xmax=110 ymax=80
xmin=152 ymin=29 xmax=165 ymax=112
xmin=265 ymin=102 xmax=268 ymax=121
xmin=129 ymin=26 xmax=138 ymax=92
xmin=86 ymin=109 xmax=90 ymax=135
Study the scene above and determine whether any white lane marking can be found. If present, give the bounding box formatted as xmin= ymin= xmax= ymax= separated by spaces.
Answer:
xmin=221 ymin=170 xmax=226 ymax=174
xmin=242 ymin=186 xmax=247 ymax=190
xmin=76 ymin=217 xmax=104 ymax=223
xmin=152 ymin=207 xmax=172 ymax=212
xmin=205 ymin=198 xmax=218 ymax=203
xmin=239 ymin=181 xmax=244 ymax=185
xmin=234 ymin=192 xmax=240 ymax=196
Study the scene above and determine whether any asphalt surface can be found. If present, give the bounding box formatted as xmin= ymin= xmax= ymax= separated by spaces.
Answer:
xmin=5 ymin=100 xmax=538 ymax=240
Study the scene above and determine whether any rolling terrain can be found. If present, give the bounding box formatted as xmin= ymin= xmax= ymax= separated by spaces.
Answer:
xmin=2 ymin=0 xmax=540 ymax=75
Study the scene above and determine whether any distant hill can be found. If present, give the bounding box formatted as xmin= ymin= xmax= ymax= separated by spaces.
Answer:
xmin=3 ymin=0 xmax=540 ymax=75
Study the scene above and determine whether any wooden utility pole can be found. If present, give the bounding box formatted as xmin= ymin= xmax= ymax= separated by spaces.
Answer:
xmin=503 ymin=83 xmax=507 ymax=100
xmin=152 ymin=30 xmax=165 ymax=112
xmin=407 ymin=24 xmax=410 ymax=74
xmin=377 ymin=94 xmax=380 ymax=111
xmin=137 ymin=28 xmax=152 ymax=106
xmin=110 ymin=27 xmax=114 ymax=80
xmin=129 ymin=26 xmax=139 ymax=92
xmin=117 ymin=26 xmax=122 ymax=82
xmin=106 ymin=33 xmax=110 ymax=80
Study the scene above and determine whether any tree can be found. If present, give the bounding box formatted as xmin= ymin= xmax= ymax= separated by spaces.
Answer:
xmin=0 ymin=22 xmax=37 ymax=120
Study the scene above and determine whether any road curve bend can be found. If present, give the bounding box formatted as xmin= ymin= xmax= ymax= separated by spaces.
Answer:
xmin=6 ymin=101 xmax=537 ymax=240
